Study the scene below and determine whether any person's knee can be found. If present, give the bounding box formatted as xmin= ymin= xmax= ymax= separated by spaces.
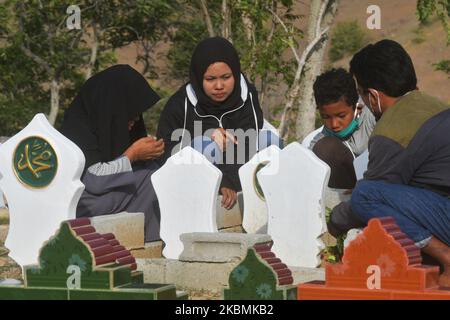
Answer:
xmin=327 ymin=201 xmax=366 ymax=237
xmin=313 ymin=136 xmax=356 ymax=189
xmin=351 ymin=180 xmax=384 ymax=222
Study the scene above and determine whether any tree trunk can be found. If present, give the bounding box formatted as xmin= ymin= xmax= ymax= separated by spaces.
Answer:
xmin=85 ymin=22 xmax=99 ymax=80
xmin=295 ymin=0 xmax=338 ymax=141
xmin=200 ymin=0 xmax=215 ymax=37
xmin=48 ymin=78 xmax=60 ymax=126
xmin=221 ymin=0 xmax=232 ymax=41
xmin=277 ymin=0 xmax=338 ymax=141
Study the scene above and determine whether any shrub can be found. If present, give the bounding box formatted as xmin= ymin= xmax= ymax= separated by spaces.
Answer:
xmin=329 ymin=21 xmax=369 ymax=62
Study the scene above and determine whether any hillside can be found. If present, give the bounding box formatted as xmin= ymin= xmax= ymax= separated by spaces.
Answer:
xmin=115 ymin=0 xmax=450 ymax=106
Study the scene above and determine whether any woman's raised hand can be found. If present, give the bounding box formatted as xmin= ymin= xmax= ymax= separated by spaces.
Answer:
xmin=124 ymin=136 xmax=165 ymax=162
xmin=211 ymin=128 xmax=237 ymax=152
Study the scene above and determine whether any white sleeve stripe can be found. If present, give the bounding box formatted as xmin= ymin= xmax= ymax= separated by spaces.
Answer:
xmin=87 ymin=156 xmax=132 ymax=176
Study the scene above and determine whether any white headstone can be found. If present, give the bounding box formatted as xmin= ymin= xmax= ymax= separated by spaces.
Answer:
xmin=354 ymin=149 xmax=369 ymax=180
xmin=257 ymin=142 xmax=330 ymax=268
xmin=151 ymin=147 xmax=221 ymax=259
xmin=0 ymin=113 xmax=85 ymax=267
xmin=239 ymin=145 xmax=281 ymax=234
xmin=301 ymin=126 xmax=323 ymax=148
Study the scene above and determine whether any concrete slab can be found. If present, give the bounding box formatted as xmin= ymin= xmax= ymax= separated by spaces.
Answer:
xmin=289 ymin=266 xmax=325 ymax=284
xmin=136 ymin=258 xmax=325 ymax=294
xmin=90 ymin=212 xmax=144 ymax=250
xmin=130 ymin=241 xmax=163 ymax=259
xmin=136 ymin=258 xmax=238 ymax=293
xmin=179 ymin=232 xmax=272 ymax=263
xmin=216 ymin=192 xmax=243 ymax=229
xmin=219 ymin=225 xmax=244 ymax=233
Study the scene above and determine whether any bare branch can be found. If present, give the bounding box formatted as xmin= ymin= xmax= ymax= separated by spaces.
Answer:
xmin=277 ymin=24 xmax=330 ymax=138
xmin=315 ymin=0 xmax=330 ymax=37
xmin=20 ymin=45 xmax=52 ymax=75
xmin=267 ymin=6 xmax=301 ymax=64
xmin=200 ymin=0 xmax=215 ymax=37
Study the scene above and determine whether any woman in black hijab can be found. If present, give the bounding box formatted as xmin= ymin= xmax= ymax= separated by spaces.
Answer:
xmin=61 ymin=64 xmax=164 ymax=242
xmin=157 ymin=37 xmax=281 ymax=210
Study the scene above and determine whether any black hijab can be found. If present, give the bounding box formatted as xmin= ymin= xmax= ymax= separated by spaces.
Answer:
xmin=189 ymin=37 xmax=243 ymax=115
xmin=60 ymin=64 xmax=160 ymax=169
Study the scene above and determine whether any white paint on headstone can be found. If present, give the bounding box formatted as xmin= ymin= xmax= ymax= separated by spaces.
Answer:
xmin=257 ymin=142 xmax=330 ymax=267
xmin=354 ymin=149 xmax=369 ymax=180
xmin=0 ymin=114 xmax=85 ymax=267
xmin=151 ymin=147 xmax=221 ymax=259
xmin=239 ymin=145 xmax=281 ymax=234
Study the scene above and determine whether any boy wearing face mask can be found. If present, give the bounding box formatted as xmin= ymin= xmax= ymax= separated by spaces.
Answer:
xmin=308 ymin=68 xmax=376 ymax=189
xmin=329 ymin=39 xmax=450 ymax=287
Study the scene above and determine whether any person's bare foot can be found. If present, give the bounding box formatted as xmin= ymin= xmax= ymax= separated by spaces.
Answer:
xmin=421 ymin=236 xmax=450 ymax=288
xmin=439 ymin=270 xmax=450 ymax=288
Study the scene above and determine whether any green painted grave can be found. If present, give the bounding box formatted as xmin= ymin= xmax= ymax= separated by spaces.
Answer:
xmin=0 ymin=220 xmax=187 ymax=300
xmin=223 ymin=247 xmax=297 ymax=300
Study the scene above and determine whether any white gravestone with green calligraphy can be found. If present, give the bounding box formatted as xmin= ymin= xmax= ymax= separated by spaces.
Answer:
xmin=0 ymin=113 xmax=85 ymax=267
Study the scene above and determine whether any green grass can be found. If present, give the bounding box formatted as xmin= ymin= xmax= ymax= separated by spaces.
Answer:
xmin=322 ymin=207 xmax=346 ymax=264
xmin=0 ymin=216 xmax=9 ymax=226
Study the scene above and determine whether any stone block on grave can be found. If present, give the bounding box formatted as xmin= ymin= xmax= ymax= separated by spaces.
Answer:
xmin=223 ymin=243 xmax=297 ymax=300
xmin=0 ymin=219 xmax=187 ymax=300
xmin=257 ymin=142 xmax=330 ymax=268
xmin=179 ymin=232 xmax=272 ymax=263
xmin=0 ymin=114 xmax=85 ymax=267
xmin=151 ymin=147 xmax=221 ymax=259
xmin=90 ymin=212 xmax=145 ymax=250
xmin=297 ymin=217 xmax=450 ymax=300
xmin=239 ymin=145 xmax=281 ymax=234
xmin=216 ymin=192 xmax=243 ymax=230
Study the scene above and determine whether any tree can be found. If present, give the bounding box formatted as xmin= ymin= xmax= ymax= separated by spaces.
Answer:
xmin=278 ymin=0 xmax=338 ymax=141
xmin=417 ymin=0 xmax=450 ymax=77
xmin=0 ymin=0 xmax=177 ymax=134
xmin=417 ymin=0 xmax=450 ymax=44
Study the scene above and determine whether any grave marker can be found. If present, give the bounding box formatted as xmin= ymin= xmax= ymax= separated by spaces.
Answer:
xmin=223 ymin=243 xmax=297 ymax=300
xmin=239 ymin=145 xmax=281 ymax=234
xmin=0 ymin=114 xmax=85 ymax=267
xmin=0 ymin=219 xmax=187 ymax=299
xmin=298 ymin=217 xmax=450 ymax=299
xmin=151 ymin=147 xmax=221 ymax=259
xmin=257 ymin=142 xmax=330 ymax=268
